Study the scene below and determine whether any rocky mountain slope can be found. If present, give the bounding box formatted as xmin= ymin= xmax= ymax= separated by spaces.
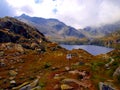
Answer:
xmin=15 ymin=14 xmax=86 ymax=44
xmin=79 ymin=22 xmax=120 ymax=39
xmin=0 ymin=16 xmax=94 ymax=89
xmin=89 ymin=29 xmax=120 ymax=49
xmin=0 ymin=17 xmax=120 ymax=90
xmin=0 ymin=16 xmax=49 ymax=50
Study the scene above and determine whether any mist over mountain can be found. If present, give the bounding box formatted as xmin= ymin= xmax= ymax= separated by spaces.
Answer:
xmin=14 ymin=13 xmax=120 ymax=45
xmin=79 ymin=21 xmax=120 ymax=39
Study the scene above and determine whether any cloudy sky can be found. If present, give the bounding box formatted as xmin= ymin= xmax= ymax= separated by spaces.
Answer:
xmin=1 ymin=0 xmax=120 ymax=28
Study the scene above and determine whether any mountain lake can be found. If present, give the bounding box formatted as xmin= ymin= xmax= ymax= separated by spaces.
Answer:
xmin=61 ymin=45 xmax=113 ymax=55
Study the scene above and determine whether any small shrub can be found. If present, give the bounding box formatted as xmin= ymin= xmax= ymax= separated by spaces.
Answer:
xmin=44 ymin=62 xmax=52 ymax=69
xmin=39 ymin=82 xmax=46 ymax=88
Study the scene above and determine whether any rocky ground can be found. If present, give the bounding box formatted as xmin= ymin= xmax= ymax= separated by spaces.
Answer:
xmin=0 ymin=17 xmax=120 ymax=90
xmin=0 ymin=42 xmax=120 ymax=90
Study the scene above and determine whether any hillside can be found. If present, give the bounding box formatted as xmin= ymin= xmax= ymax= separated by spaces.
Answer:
xmin=0 ymin=16 xmax=49 ymax=50
xmin=79 ymin=22 xmax=120 ymax=39
xmin=15 ymin=14 xmax=87 ymax=44
xmin=0 ymin=16 xmax=94 ymax=89
xmin=0 ymin=17 xmax=120 ymax=90
xmin=89 ymin=29 xmax=120 ymax=49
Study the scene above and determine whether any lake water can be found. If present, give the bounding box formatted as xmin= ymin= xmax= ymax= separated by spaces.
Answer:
xmin=61 ymin=45 xmax=113 ymax=55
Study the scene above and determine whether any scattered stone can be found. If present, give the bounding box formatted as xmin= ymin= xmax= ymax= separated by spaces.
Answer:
xmin=68 ymin=70 xmax=79 ymax=75
xmin=12 ymin=82 xmax=29 ymax=90
xmin=30 ymin=77 xmax=40 ymax=88
xmin=19 ymin=84 xmax=31 ymax=90
xmin=19 ymin=77 xmax=40 ymax=90
xmin=9 ymin=76 xmax=15 ymax=80
xmin=99 ymin=82 xmax=115 ymax=90
xmin=32 ymin=86 xmax=41 ymax=90
xmin=3 ymin=79 xmax=8 ymax=84
xmin=0 ymin=51 xmax=4 ymax=56
xmin=36 ymin=49 xmax=41 ymax=53
xmin=0 ymin=76 xmax=3 ymax=80
xmin=54 ymin=74 xmax=60 ymax=79
xmin=61 ymin=84 xmax=73 ymax=90
xmin=15 ymin=44 xmax=24 ymax=53
xmin=10 ymin=80 xmax=16 ymax=84
xmin=10 ymin=66 xmax=15 ymax=70
xmin=0 ymin=62 xmax=6 ymax=67
xmin=105 ymin=57 xmax=115 ymax=69
xmin=31 ymin=43 xmax=38 ymax=49
xmin=113 ymin=66 xmax=120 ymax=77
xmin=54 ymin=84 xmax=60 ymax=89
xmin=10 ymin=80 xmax=16 ymax=88
xmin=113 ymin=66 xmax=120 ymax=81
xmin=51 ymin=67 xmax=58 ymax=71
xmin=0 ymin=59 xmax=6 ymax=67
xmin=9 ymin=70 xmax=18 ymax=76
xmin=65 ymin=66 xmax=70 ymax=71
xmin=62 ymin=78 xmax=91 ymax=88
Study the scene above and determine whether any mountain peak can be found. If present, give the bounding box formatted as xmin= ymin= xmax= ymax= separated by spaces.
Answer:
xmin=20 ymin=13 xmax=27 ymax=17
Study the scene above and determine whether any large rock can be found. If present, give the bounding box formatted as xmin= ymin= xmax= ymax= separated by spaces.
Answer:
xmin=0 ymin=51 xmax=4 ymax=56
xmin=99 ymin=82 xmax=116 ymax=90
xmin=61 ymin=84 xmax=73 ymax=90
xmin=15 ymin=44 xmax=24 ymax=53
xmin=9 ymin=70 xmax=18 ymax=76
xmin=113 ymin=66 xmax=120 ymax=81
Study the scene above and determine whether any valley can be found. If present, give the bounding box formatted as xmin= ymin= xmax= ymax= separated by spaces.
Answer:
xmin=0 ymin=16 xmax=120 ymax=90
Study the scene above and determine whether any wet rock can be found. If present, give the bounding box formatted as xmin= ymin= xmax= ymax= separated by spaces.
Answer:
xmin=9 ymin=70 xmax=18 ymax=76
xmin=61 ymin=84 xmax=73 ymax=90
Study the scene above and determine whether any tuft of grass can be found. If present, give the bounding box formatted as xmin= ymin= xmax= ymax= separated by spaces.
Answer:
xmin=44 ymin=62 xmax=52 ymax=69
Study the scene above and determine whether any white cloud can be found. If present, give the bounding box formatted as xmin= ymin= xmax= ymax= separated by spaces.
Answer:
xmin=5 ymin=0 xmax=120 ymax=28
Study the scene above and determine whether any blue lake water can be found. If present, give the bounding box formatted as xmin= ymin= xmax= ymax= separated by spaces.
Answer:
xmin=61 ymin=45 xmax=113 ymax=55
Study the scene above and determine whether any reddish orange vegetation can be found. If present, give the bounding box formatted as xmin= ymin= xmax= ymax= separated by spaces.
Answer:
xmin=0 ymin=43 xmax=119 ymax=90
xmin=0 ymin=43 xmax=96 ymax=89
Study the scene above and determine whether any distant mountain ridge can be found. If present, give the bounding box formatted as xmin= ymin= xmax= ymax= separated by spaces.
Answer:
xmin=80 ymin=22 xmax=120 ymax=39
xmin=15 ymin=14 xmax=85 ymax=43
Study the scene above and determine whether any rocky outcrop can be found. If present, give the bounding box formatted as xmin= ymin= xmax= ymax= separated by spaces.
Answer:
xmin=0 ymin=16 xmax=48 ymax=50
xmin=99 ymin=82 xmax=116 ymax=90
xmin=113 ymin=66 xmax=120 ymax=82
